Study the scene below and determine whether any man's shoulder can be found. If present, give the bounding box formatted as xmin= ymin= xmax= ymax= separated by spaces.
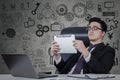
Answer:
xmin=105 ymin=44 xmax=114 ymax=50
xmin=104 ymin=44 xmax=115 ymax=53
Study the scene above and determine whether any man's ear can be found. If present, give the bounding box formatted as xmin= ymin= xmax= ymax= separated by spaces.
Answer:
xmin=102 ymin=31 xmax=106 ymax=37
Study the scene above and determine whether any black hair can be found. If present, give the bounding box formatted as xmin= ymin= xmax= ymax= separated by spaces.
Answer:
xmin=89 ymin=17 xmax=107 ymax=32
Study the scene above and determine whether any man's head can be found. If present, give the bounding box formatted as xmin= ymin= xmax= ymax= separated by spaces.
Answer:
xmin=87 ymin=17 xmax=107 ymax=43
xmin=88 ymin=17 xmax=107 ymax=33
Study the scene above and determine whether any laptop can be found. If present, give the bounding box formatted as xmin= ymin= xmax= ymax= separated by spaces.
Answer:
xmin=1 ymin=54 xmax=58 ymax=79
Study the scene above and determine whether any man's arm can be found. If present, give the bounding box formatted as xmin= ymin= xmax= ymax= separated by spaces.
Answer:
xmin=86 ymin=46 xmax=115 ymax=73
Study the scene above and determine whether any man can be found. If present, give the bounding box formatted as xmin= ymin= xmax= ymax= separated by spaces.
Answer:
xmin=51 ymin=17 xmax=115 ymax=74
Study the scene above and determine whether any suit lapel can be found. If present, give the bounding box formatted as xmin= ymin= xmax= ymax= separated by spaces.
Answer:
xmin=91 ymin=43 xmax=106 ymax=58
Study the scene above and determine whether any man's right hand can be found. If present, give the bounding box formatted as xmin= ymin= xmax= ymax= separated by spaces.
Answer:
xmin=51 ymin=41 xmax=61 ymax=60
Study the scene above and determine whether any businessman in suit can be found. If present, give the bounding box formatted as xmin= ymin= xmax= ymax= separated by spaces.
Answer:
xmin=51 ymin=17 xmax=115 ymax=74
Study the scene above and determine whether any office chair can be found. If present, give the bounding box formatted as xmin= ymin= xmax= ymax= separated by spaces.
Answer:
xmin=55 ymin=27 xmax=90 ymax=73
xmin=61 ymin=27 xmax=90 ymax=46
xmin=60 ymin=27 xmax=90 ymax=61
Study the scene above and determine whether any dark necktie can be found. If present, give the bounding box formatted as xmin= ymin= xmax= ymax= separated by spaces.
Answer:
xmin=72 ymin=44 xmax=96 ymax=74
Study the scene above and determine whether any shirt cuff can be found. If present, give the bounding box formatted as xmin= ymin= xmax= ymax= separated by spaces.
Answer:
xmin=85 ymin=52 xmax=91 ymax=62
xmin=54 ymin=56 xmax=62 ymax=64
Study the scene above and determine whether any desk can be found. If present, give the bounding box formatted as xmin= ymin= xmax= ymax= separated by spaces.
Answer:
xmin=0 ymin=74 xmax=120 ymax=80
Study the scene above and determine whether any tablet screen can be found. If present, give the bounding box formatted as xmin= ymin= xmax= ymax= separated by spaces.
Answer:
xmin=54 ymin=35 xmax=77 ymax=54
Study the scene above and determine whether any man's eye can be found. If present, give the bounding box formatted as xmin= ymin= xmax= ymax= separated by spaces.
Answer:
xmin=94 ymin=27 xmax=98 ymax=30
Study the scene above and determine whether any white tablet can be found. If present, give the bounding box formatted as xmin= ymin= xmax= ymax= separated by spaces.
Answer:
xmin=54 ymin=34 xmax=77 ymax=54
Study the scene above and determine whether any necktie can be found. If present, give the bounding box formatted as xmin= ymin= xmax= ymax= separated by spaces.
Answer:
xmin=72 ymin=44 xmax=96 ymax=74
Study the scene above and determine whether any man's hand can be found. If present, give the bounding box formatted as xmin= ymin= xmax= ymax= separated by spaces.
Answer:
xmin=73 ymin=40 xmax=89 ymax=58
xmin=51 ymin=41 xmax=61 ymax=60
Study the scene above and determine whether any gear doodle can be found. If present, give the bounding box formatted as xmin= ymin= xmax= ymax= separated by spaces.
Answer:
xmin=86 ymin=0 xmax=94 ymax=10
xmin=44 ymin=2 xmax=52 ymax=9
xmin=56 ymin=4 xmax=68 ymax=16
xmin=37 ymin=24 xmax=43 ymax=29
xmin=37 ymin=13 xmax=44 ymax=20
xmin=39 ymin=8 xmax=57 ymax=20
xmin=72 ymin=3 xmax=87 ymax=18
xmin=43 ymin=26 xmax=49 ymax=32
xmin=36 ymin=29 xmax=44 ymax=37
xmin=36 ymin=24 xmax=49 ymax=37
xmin=85 ymin=14 xmax=92 ymax=21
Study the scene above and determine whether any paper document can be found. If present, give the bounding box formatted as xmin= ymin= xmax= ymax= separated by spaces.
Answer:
xmin=67 ymin=74 xmax=115 ymax=79
xmin=54 ymin=35 xmax=77 ymax=54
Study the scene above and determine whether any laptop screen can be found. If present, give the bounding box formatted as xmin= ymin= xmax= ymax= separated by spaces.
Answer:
xmin=1 ymin=54 xmax=38 ymax=78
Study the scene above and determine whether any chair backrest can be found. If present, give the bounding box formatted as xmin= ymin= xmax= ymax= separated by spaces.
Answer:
xmin=61 ymin=27 xmax=90 ymax=47
xmin=60 ymin=27 xmax=90 ymax=61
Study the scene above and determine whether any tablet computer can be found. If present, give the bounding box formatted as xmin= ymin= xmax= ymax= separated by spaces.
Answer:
xmin=54 ymin=35 xmax=77 ymax=54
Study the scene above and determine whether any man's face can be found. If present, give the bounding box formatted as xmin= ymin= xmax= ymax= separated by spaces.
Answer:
xmin=88 ymin=22 xmax=105 ymax=42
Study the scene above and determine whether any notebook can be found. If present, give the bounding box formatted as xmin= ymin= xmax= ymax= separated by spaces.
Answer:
xmin=1 ymin=54 xmax=58 ymax=79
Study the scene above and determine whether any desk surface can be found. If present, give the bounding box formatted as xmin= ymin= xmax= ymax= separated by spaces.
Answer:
xmin=0 ymin=74 xmax=120 ymax=80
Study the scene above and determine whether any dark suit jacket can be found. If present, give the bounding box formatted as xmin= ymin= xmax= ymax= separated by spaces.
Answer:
xmin=54 ymin=43 xmax=115 ymax=74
